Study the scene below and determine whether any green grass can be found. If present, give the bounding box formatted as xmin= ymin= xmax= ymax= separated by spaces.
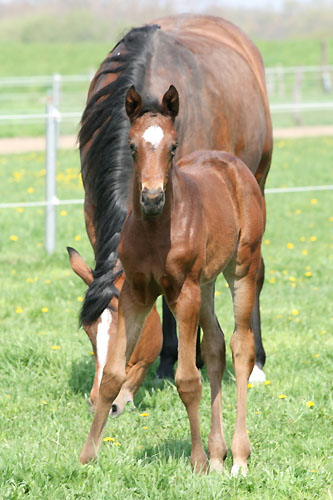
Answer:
xmin=0 ymin=138 xmax=332 ymax=499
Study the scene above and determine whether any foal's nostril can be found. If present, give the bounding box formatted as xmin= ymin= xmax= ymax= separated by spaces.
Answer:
xmin=140 ymin=188 xmax=165 ymax=215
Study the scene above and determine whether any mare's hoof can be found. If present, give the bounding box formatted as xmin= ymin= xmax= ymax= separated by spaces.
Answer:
xmin=249 ymin=364 xmax=266 ymax=383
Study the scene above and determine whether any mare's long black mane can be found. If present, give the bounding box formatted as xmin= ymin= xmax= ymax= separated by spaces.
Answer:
xmin=79 ymin=24 xmax=160 ymax=325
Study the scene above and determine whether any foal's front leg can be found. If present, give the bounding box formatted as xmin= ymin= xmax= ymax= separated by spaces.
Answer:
xmin=80 ymin=281 xmax=152 ymax=464
xmin=171 ymin=279 xmax=208 ymax=473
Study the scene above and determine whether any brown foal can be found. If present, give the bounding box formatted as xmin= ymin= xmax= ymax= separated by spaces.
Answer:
xmin=80 ymin=86 xmax=264 ymax=476
xmin=67 ymin=247 xmax=162 ymax=415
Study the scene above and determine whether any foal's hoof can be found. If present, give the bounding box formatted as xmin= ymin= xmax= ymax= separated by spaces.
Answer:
xmin=231 ymin=463 xmax=248 ymax=477
xmin=191 ymin=454 xmax=209 ymax=474
xmin=209 ymin=458 xmax=224 ymax=473
xmin=79 ymin=445 xmax=97 ymax=465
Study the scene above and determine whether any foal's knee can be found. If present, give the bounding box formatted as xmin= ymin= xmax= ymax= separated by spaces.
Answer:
xmin=175 ymin=370 xmax=202 ymax=406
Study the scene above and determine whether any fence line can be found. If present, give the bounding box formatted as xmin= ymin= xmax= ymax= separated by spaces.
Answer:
xmin=1 ymin=185 xmax=332 ymax=211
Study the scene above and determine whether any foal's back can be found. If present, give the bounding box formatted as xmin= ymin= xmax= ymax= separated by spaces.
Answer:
xmin=177 ymin=150 xmax=264 ymax=280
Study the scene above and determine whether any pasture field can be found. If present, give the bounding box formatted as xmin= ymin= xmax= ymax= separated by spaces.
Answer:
xmin=0 ymin=137 xmax=332 ymax=499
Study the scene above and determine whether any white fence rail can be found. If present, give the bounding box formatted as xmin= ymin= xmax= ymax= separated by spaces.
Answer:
xmin=1 ymin=66 xmax=333 ymax=254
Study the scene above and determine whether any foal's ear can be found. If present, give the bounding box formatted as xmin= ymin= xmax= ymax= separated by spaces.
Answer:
xmin=125 ymin=85 xmax=143 ymax=121
xmin=161 ymin=85 xmax=179 ymax=120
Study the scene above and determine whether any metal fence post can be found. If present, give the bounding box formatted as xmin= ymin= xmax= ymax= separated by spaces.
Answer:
xmin=45 ymin=99 xmax=59 ymax=254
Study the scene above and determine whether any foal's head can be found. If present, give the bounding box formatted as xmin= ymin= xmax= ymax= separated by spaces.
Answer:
xmin=125 ymin=85 xmax=179 ymax=216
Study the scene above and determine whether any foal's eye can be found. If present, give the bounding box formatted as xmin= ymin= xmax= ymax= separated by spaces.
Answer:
xmin=129 ymin=143 xmax=137 ymax=156
xmin=170 ymin=144 xmax=178 ymax=157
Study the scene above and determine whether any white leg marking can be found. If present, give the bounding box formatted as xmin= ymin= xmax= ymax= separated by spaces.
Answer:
xmin=142 ymin=125 xmax=164 ymax=149
xmin=96 ymin=309 xmax=112 ymax=386
xmin=249 ymin=364 xmax=266 ymax=383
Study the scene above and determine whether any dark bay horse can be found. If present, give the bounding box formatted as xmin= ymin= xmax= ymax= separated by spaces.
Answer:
xmin=79 ymin=14 xmax=272 ymax=383
xmin=80 ymin=86 xmax=265 ymax=475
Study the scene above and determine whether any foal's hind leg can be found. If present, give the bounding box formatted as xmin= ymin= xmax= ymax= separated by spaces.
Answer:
xmin=80 ymin=281 xmax=153 ymax=464
xmin=249 ymin=256 xmax=266 ymax=382
xmin=170 ymin=279 xmax=208 ymax=473
xmin=200 ymin=283 xmax=227 ymax=472
xmin=224 ymin=255 xmax=260 ymax=477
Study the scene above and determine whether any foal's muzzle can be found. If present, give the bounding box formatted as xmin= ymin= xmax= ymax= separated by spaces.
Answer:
xmin=140 ymin=188 xmax=165 ymax=216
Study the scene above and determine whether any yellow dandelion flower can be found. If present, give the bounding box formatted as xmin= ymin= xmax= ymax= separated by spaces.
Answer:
xmin=39 ymin=331 xmax=46 ymax=335
xmin=60 ymin=210 xmax=67 ymax=216
xmin=11 ymin=269 xmax=17 ymax=275
xmin=77 ymin=296 xmax=84 ymax=302
xmin=248 ymin=383 xmax=254 ymax=389
xmin=255 ymin=411 xmax=261 ymax=415
xmin=291 ymin=283 xmax=296 ymax=288
xmin=74 ymin=235 xmax=81 ymax=241
xmin=113 ymin=442 xmax=121 ymax=446
xmin=314 ymin=353 xmax=320 ymax=358
xmin=215 ymin=291 xmax=221 ymax=296
xmin=269 ymin=277 xmax=276 ymax=284
xmin=45 ymin=280 xmax=51 ymax=284
xmin=41 ymin=307 xmax=48 ymax=313
xmin=278 ymin=394 xmax=287 ymax=399
xmin=304 ymin=271 xmax=312 ymax=277
xmin=27 ymin=187 xmax=34 ymax=194
xmin=137 ymin=445 xmax=142 ymax=450
xmin=287 ymin=243 xmax=294 ymax=249
xmin=277 ymin=140 xmax=285 ymax=148
xmin=269 ymin=269 xmax=275 ymax=274
xmin=264 ymin=380 xmax=271 ymax=385
xmin=16 ymin=306 xmax=23 ymax=314
xmin=291 ymin=309 xmax=299 ymax=316
xmin=90 ymin=351 xmax=94 ymax=356
xmin=16 ymin=207 xmax=24 ymax=213
xmin=10 ymin=235 xmax=19 ymax=241
xmin=306 ymin=401 xmax=314 ymax=408
xmin=143 ymin=426 xmax=149 ymax=430
xmin=311 ymin=469 xmax=318 ymax=473
xmin=41 ymin=400 xmax=48 ymax=405
xmin=282 ymin=270 xmax=288 ymax=275
xmin=299 ymin=236 xmax=306 ymax=242
xmin=140 ymin=412 xmax=149 ymax=417
xmin=310 ymin=236 xmax=317 ymax=242
xmin=320 ymin=330 xmax=327 ymax=335
xmin=225 ymin=283 xmax=229 ymax=288
xmin=65 ymin=308 xmax=71 ymax=313
xmin=264 ymin=239 xmax=271 ymax=245
xmin=289 ymin=276 xmax=296 ymax=282
xmin=103 ymin=437 xmax=116 ymax=442
xmin=302 ymin=249 xmax=308 ymax=255
xmin=51 ymin=345 xmax=60 ymax=350
xmin=26 ymin=278 xmax=34 ymax=283
xmin=310 ymin=198 xmax=318 ymax=205
xmin=295 ymin=209 xmax=302 ymax=214
xmin=329 ymin=217 xmax=333 ymax=222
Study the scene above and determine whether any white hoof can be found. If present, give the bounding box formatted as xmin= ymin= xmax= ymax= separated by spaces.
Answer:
xmin=249 ymin=365 xmax=266 ymax=383
xmin=231 ymin=463 xmax=247 ymax=477
xmin=210 ymin=458 xmax=224 ymax=473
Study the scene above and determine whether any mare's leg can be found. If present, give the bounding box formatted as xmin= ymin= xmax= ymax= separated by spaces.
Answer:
xmin=249 ymin=256 xmax=266 ymax=382
xmin=111 ymin=305 xmax=163 ymax=416
xmin=170 ymin=280 xmax=208 ymax=473
xmin=200 ymin=283 xmax=227 ymax=473
xmin=224 ymin=253 xmax=260 ymax=477
xmin=80 ymin=281 xmax=153 ymax=464
xmin=156 ymin=298 xmax=178 ymax=379
xmin=157 ymin=299 xmax=203 ymax=379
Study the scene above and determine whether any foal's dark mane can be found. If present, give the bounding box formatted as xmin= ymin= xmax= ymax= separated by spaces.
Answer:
xmin=79 ymin=24 xmax=161 ymax=325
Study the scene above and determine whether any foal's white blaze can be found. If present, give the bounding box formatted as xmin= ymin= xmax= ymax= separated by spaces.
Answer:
xmin=142 ymin=125 xmax=164 ymax=149
xmin=249 ymin=364 xmax=266 ymax=383
xmin=96 ymin=308 xmax=112 ymax=385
